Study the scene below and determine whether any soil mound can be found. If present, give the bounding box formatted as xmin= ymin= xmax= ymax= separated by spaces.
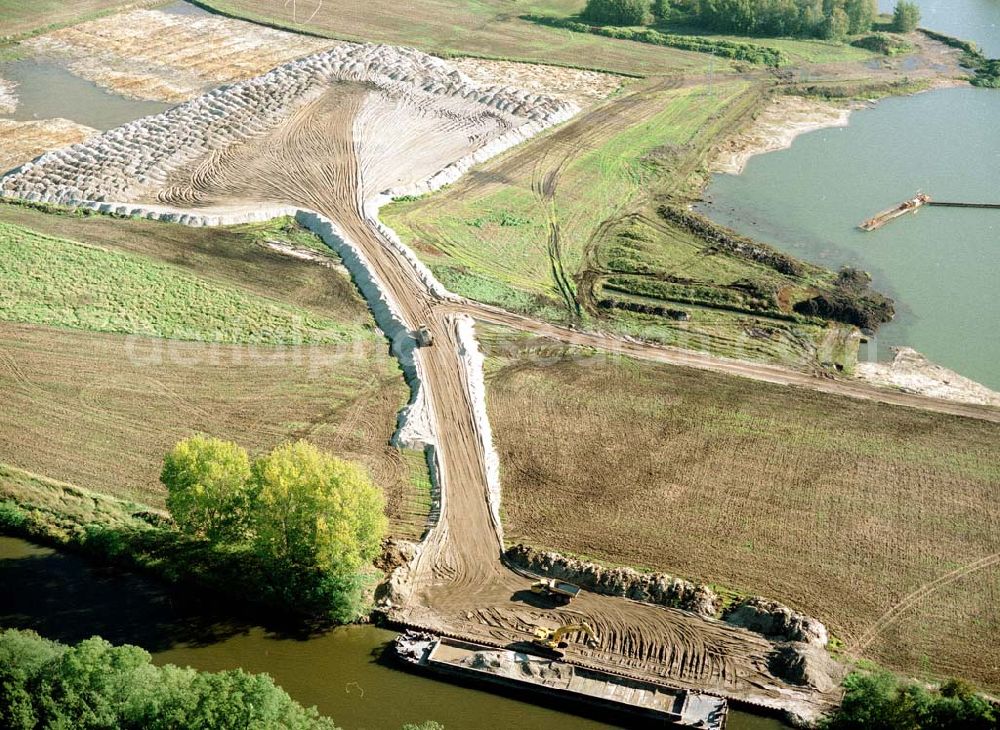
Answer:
xmin=505 ymin=544 xmax=718 ymax=617
xmin=724 ymin=597 xmax=829 ymax=647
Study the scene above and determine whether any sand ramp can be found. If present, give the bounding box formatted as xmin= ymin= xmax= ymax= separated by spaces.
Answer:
xmin=0 ymin=44 xmax=576 ymax=206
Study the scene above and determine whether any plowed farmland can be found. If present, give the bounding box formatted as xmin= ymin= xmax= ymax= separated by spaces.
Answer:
xmin=481 ymin=326 xmax=1000 ymax=690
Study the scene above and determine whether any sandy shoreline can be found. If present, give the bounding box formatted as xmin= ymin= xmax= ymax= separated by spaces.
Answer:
xmin=711 ymin=94 xmax=859 ymax=175
xmin=856 ymin=347 xmax=1000 ymax=407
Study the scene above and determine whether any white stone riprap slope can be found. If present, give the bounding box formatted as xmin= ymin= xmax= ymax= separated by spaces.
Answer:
xmin=0 ymin=43 xmax=576 ymax=205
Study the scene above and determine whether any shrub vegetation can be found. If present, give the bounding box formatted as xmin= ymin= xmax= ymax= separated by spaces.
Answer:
xmin=0 ymin=629 xmax=337 ymax=730
xmin=582 ymin=0 xmax=651 ymax=25
xmin=850 ymin=32 xmax=912 ymax=55
xmin=892 ymin=1 xmax=921 ymax=32
xmin=821 ymin=670 xmax=998 ymax=729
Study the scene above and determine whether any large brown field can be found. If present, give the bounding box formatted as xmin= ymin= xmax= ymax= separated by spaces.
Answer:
xmin=0 ymin=204 xmax=431 ymax=540
xmin=481 ymin=326 xmax=1000 ymax=689
xmin=197 ymin=0 xmax=706 ymax=75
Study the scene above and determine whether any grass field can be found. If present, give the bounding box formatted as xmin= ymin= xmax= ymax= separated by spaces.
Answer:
xmin=0 ymin=0 xmax=152 ymax=39
xmin=481 ymin=325 xmax=1000 ymax=690
xmin=0 ymin=204 xmax=431 ymax=540
xmin=385 ymin=80 xmax=754 ymax=307
xmin=0 ymin=222 xmax=365 ymax=344
xmin=196 ymin=0 xmax=708 ymax=75
xmin=385 ymin=79 xmax=855 ymax=368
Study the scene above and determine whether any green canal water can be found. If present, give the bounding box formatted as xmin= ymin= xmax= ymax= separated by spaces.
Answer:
xmin=0 ymin=537 xmax=785 ymax=730
xmin=698 ymin=86 xmax=1000 ymax=389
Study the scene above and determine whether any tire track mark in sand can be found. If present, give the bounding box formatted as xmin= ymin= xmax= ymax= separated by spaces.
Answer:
xmin=851 ymin=552 xmax=1000 ymax=653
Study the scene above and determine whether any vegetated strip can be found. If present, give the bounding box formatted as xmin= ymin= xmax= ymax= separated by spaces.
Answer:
xmin=919 ymin=28 xmax=1000 ymax=87
xmin=0 ymin=463 xmax=374 ymax=624
xmin=0 ymin=221 xmax=364 ymax=344
xmin=0 ymin=628 xmax=338 ymax=729
xmin=0 ymin=0 xmax=166 ymax=43
xmin=521 ymin=14 xmax=787 ymax=66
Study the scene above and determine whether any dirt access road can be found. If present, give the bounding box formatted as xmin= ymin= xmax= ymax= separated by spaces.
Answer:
xmin=146 ymin=77 xmax=999 ymax=721
xmin=144 ymin=80 xmax=857 ymax=719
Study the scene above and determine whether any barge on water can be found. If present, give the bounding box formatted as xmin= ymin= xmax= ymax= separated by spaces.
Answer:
xmin=394 ymin=632 xmax=728 ymax=729
xmin=859 ymin=193 xmax=931 ymax=231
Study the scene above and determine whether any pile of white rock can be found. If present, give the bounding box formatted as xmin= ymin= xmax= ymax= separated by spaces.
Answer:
xmin=0 ymin=43 xmax=576 ymax=205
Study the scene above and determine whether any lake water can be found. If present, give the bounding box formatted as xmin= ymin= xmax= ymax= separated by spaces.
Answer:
xmin=0 ymin=59 xmax=171 ymax=130
xmin=877 ymin=0 xmax=1000 ymax=56
xmin=0 ymin=536 xmax=785 ymax=730
xmin=699 ymin=87 xmax=1000 ymax=388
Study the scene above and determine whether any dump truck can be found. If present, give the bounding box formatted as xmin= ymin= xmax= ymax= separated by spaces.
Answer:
xmin=415 ymin=324 xmax=434 ymax=347
xmin=530 ymin=578 xmax=581 ymax=605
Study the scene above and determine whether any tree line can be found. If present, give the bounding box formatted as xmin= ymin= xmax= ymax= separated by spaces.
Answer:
xmin=580 ymin=0 xmax=922 ymax=39
xmin=0 ymin=629 xmax=337 ymax=730
xmin=821 ymin=669 xmax=998 ymax=729
xmin=161 ymin=436 xmax=388 ymax=622
xmin=0 ymin=628 xmax=445 ymax=730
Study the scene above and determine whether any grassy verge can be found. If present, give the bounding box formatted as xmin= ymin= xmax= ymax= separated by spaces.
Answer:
xmin=521 ymin=15 xmax=786 ymax=66
xmin=0 ymin=221 xmax=365 ymax=345
xmin=0 ymin=464 xmax=379 ymax=624
xmin=481 ymin=324 xmax=1000 ymax=692
xmin=0 ymin=0 xmax=165 ymax=41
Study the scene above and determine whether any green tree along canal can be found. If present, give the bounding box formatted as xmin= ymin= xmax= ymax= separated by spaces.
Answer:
xmin=0 ymin=537 xmax=786 ymax=729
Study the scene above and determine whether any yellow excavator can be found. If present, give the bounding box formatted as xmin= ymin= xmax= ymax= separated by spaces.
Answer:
xmin=530 ymin=622 xmax=599 ymax=658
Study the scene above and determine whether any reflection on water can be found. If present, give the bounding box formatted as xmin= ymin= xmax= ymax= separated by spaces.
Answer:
xmin=0 ymin=536 xmax=785 ymax=730
xmin=0 ymin=59 xmax=171 ymax=131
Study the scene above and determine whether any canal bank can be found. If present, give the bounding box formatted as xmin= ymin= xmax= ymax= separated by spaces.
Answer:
xmin=0 ymin=536 xmax=786 ymax=729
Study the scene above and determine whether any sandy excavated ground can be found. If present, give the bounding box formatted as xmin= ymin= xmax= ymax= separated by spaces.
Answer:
xmin=712 ymin=94 xmax=855 ymax=175
xmin=857 ymin=347 xmax=1000 ymax=407
xmin=1 ymin=44 xmax=575 ymax=206
xmin=24 ymin=8 xmax=336 ymax=103
xmin=0 ymin=78 xmax=16 ymax=115
xmin=451 ymin=58 xmax=624 ymax=104
xmin=0 ymin=119 xmax=98 ymax=176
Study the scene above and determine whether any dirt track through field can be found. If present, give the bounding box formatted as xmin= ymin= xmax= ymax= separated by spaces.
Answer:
xmin=147 ymin=83 xmax=855 ymax=718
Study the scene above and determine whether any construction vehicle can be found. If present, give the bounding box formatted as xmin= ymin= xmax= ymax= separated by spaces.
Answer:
xmin=415 ymin=324 xmax=434 ymax=347
xmin=531 ymin=622 xmax=599 ymax=658
xmin=530 ymin=578 xmax=581 ymax=605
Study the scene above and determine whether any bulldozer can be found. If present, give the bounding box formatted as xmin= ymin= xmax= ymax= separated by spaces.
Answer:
xmin=414 ymin=324 xmax=434 ymax=347
xmin=530 ymin=622 xmax=599 ymax=658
